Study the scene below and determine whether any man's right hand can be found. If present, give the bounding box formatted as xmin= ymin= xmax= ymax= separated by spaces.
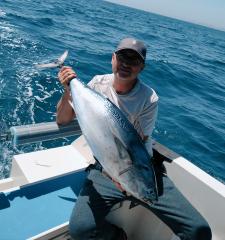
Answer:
xmin=58 ymin=66 xmax=77 ymax=91
xmin=56 ymin=66 xmax=76 ymax=124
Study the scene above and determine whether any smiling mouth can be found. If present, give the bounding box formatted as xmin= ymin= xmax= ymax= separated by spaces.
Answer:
xmin=118 ymin=67 xmax=131 ymax=77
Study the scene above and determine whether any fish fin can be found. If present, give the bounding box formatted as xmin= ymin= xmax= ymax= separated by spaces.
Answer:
xmin=35 ymin=50 xmax=68 ymax=69
xmin=113 ymin=136 xmax=130 ymax=161
xmin=57 ymin=50 xmax=69 ymax=65
xmin=35 ymin=62 xmax=59 ymax=69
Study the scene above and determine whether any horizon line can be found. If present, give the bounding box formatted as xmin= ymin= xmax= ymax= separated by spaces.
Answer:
xmin=105 ymin=0 xmax=225 ymax=33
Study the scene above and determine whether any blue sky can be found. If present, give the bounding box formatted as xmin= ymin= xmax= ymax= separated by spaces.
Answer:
xmin=106 ymin=0 xmax=225 ymax=31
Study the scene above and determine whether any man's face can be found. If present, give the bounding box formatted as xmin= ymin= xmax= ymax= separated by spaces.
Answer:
xmin=112 ymin=49 xmax=144 ymax=82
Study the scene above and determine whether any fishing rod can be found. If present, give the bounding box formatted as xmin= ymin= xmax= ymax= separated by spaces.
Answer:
xmin=0 ymin=119 xmax=82 ymax=146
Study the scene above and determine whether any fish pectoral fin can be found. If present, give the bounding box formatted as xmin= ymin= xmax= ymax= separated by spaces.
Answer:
xmin=113 ymin=136 xmax=130 ymax=161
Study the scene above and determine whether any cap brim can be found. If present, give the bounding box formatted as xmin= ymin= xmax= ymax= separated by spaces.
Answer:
xmin=115 ymin=48 xmax=145 ymax=62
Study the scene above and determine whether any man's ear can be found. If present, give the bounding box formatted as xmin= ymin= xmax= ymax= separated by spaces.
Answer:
xmin=140 ymin=63 xmax=145 ymax=71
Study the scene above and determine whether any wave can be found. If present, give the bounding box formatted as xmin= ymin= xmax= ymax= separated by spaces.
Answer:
xmin=0 ymin=8 xmax=6 ymax=17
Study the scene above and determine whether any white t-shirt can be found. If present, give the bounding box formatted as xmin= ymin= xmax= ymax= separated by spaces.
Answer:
xmin=88 ymin=73 xmax=158 ymax=157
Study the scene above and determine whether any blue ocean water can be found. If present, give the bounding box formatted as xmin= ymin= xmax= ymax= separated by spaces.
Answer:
xmin=0 ymin=0 xmax=225 ymax=183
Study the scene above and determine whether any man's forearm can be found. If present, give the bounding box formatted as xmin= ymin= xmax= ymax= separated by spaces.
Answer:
xmin=56 ymin=90 xmax=75 ymax=125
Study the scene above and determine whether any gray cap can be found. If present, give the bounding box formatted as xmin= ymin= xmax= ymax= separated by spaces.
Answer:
xmin=116 ymin=38 xmax=147 ymax=61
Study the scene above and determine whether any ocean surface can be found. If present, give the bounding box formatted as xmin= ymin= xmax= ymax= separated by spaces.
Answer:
xmin=0 ymin=0 xmax=225 ymax=183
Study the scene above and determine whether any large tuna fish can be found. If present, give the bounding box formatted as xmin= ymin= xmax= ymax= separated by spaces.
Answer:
xmin=70 ymin=78 xmax=158 ymax=204
xmin=36 ymin=50 xmax=158 ymax=203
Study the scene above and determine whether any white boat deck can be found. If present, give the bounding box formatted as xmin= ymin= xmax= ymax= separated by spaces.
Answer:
xmin=0 ymin=136 xmax=224 ymax=239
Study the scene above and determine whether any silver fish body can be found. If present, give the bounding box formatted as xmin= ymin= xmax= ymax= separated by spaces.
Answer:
xmin=70 ymin=78 xmax=158 ymax=204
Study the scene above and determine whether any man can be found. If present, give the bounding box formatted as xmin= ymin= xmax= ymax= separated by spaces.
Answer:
xmin=57 ymin=38 xmax=211 ymax=240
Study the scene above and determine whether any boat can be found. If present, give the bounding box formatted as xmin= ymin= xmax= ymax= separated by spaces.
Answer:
xmin=0 ymin=119 xmax=224 ymax=240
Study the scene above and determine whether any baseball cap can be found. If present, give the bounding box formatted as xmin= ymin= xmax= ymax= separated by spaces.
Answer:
xmin=115 ymin=38 xmax=147 ymax=62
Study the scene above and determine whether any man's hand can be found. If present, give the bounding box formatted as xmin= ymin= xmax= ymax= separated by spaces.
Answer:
xmin=58 ymin=66 xmax=77 ymax=91
xmin=56 ymin=66 xmax=76 ymax=125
